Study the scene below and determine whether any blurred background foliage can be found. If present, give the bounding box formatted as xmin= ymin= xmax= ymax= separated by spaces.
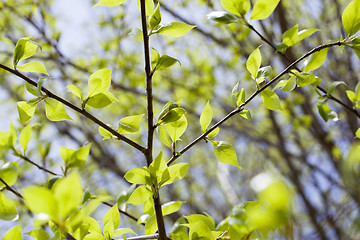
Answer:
xmin=0 ymin=0 xmax=359 ymax=239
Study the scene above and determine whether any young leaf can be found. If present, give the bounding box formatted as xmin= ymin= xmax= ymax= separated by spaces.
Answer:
xmin=103 ymin=204 xmax=120 ymax=230
xmin=60 ymin=144 xmax=91 ymax=168
xmin=99 ymin=126 xmax=114 ymax=140
xmin=207 ymin=11 xmax=239 ymax=24
xmin=26 ymin=229 xmax=51 ymax=240
xmin=161 ymin=163 xmax=190 ymax=186
xmin=149 ymin=4 xmax=161 ymax=29
xmin=327 ymin=81 xmax=347 ymax=95
xmin=239 ymin=109 xmax=251 ymax=120
xmin=246 ymin=47 xmax=261 ymax=79
xmin=113 ymin=228 xmax=136 ymax=237
xmin=118 ymin=114 xmax=144 ymax=134
xmin=220 ymin=0 xmax=250 ymax=17
xmin=124 ymin=167 xmax=151 ymax=185
xmin=317 ymin=102 xmax=338 ymax=122
xmin=356 ymin=128 xmax=360 ymax=139
xmin=0 ymin=162 xmax=18 ymax=187
xmin=342 ymin=0 xmax=360 ymax=37
xmin=160 ymin=108 xmax=185 ymax=124
xmin=304 ymin=48 xmax=328 ymax=72
xmin=3 ymin=225 xmax=22 ymax=240
xmin=13 ymin=37 xmax=40 ymax=67
xmin=137 ymin=0 xmax=154 ymax=16
xmin=212 ymin=141 xmax=240 ymax=168
xmin=165 ymin=114 xmax=188 ymax=142
xmin=86 ymin=91 xmax=117 ymax=108
xmin=67 ymin=85 xmax=83 ymax=100
xmin=44 ymin=99 xmax=72 ymax=121
xmin=127 ymin=186 xmax=152 ymax=205
xmin=296 ymin=72 xmax=316 ymax=87
xmin=200 ymin=101 xmax=213 ymax=133
xmin=0 ymin=192 xmax=18 ymax=221
xmin=151 ymin=48 xmax=160 ymax=69
xmin=17 ymin=62 xmax=49 ymax=76
xmin=87 ymin=69 xmax=112 ymax=97
xmin=157 ymin=125 xmax=172 ymax=148
xmin=155 ymin=22 xmax=195 ymax=38
xmin=22 ymin=187 xmax=58 ymax=218
xmin=19 ymin=124 xmax=32 ymax=151
xmin=17 ymin=101 xmax=37 ymax=123
xmin=149 ymin=152 xmax=167 ymax=182
xmin=129 ymin=27 xmax=143 ymax=42
xmin=162 ymin=201 xmax=183 ymax=216
xmin=94 ymin=0 xmax=126 ymax=7
xmin=251 ymin=0 xmax=280 ymax=20
xmin=275 ymin=76 xmax=297 ymax=92
xmin=155 ymin=55 xmax=179 ymax=70
xmin=145 ymin=215 xmax=157 ymax=235
xmin=261 ymin=90 xmax=282 ymax=110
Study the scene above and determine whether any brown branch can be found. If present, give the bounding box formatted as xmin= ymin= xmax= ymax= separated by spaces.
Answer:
xmin=0 ymin=63 xmax=147 ymax=154
xmin=0 ymin=177 xmax=23 ymax=199
xmin=102 ymin=201 xmax=144 ymax=225
xmin=167 ymin=41 xmax=343 ymax=166
xmin=17 ymin=154 xmax=61 ymax=176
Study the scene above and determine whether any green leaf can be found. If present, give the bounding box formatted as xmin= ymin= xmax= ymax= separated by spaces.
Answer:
xmin=53 ymin=171 xmax=83 ymax=220
xmin=160 ymin=108 xmax=185 ymax=124
xmin=145 ymin=214 xmax=157 ymax=235
xmin=149 ymin=151 xmax=167 ymax=183
xmin=136 ymin=0 xmax=154 ymax=16
xmin=60 ymin=144 xmax=91 ymax=168
xmin=327 ymin=81 xmax=347 ymax=95
xmin=44 ymin=99 xmax=72 ymax=121
xmin=99 ymin=126 xmax=114 ymax=140
xmin=165 ymin=114 xmax=187 ymax=142
xmin=151 ymin=48 xmax=160 ymax=70
xmin=162 ymin=201 xmax=183 ymax=216
xmin=26 ymin=229 xmax=50 ymax=240
xmin=19 ymin=124 xmax=32 ymax=151
xmin=342 ymin=0 xmax=360 ymax=37
xmin=251 ymin=0 xmax=280 ymax=20
xmin=200 ymin=101 xmax=213 ymax=133
xmin=3 ymin=225 xmax=22 ymax=240
xmin=212 ymin=141 xmax=240 ymax=168
xmin=304 ymin=48 xmax=328 ymax=72
xmin=113 ymin=228 xmax=136 ymax=237
xmin=93 ymin=0 xmax=126 ymax=7
xmin=87 ymin=69 xmax=112 ymax=97
xmin=207 ymin=11 xmax=239 ymax=24
xmin=279 ymin=25 xmax=319 ymax=50
xmin=161 ymin=163 xmax=190 ymax=186
xmin=155 ymin=22 xmax=195 ymax=38
xmin=67 ymin=85 xmax=83 ymax=100
xmin=86 ymin=91 xmax=117 ymax=108
xmin=23 ymin=186 xmax=58 ymax=218
xmin=317 ymin=102 xmax=338 ymax=122
xmin=13 ymin=37 xmax=40 ymax=67
xmin=239 ymin=109 xmax=251 ymax=120
xmin=17 ymin=62 xmax=49 ymax=76
xmin=129 ymin=27 xmax=143 ymax=42
xmin=26 ymin=82 xmax=41 ymax=97
xmin=149 ymin=4 xmax=161 ymax=29
xmin=118 ymin=114 xmax=144 ymax=134
xmin=275 ymin=76 xmax=297 ymax=92
xmin=356 ymin=128 xmax=360 ymax=139
xmin=84 ymin=233 xmax=106 ymax=240
xmin=261 ymin=90 xmax=282 ymax=110
xmin=0 ymin=192 xmax=18 ymax=221
xmin=208 ymin=127 xmax=220 ymax=138
xmin=246 ymin=47 xmax=261 ymax=79
xmin=296 ymin=72 xmax=316 ymax=87
xmin=0 ymin=162 xmax=18 ymax=187
xmin=155 ymin=55 xmax=180 ymax=70
xmin=17 ymin=101 xmax=37 ymax=123
xmin=124 ymin=167 xmax=151 ymax=185
xmin=103 ymin=204 xmax=120 ymax=231
xmin=346 ymin=90 xmax=356 ymax=102
xmin=220 ymin=0 xmax=250 ymax=17
xmin=351 ymin=44 xmax=360 ymax=61
xmin=127 ymin=186 xmax=152 ymax=205
xmin=157 ymin=125 xmax=172 ymax=148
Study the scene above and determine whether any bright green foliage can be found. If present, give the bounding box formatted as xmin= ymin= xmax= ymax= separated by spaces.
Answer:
xmin=162 ymin=163 xmax=190 ymax=186
xmin=112 ymin=228 xmax=135 ymax=237
xmin=25 ymin=82 xmax=42 ymax=97
xmin=149 ymin=152 xmax=168 ymax=184
xmin=317 ymin=102 xmax=338 ymax=122
xmin=295 ymin=72 xmax=316 ymax=87
xmin=19 ymin=124 xmax=32 ymax=151
xmin=200 ymin=101 xmax=213 ymax=132
xmin=137 ymin=0 xmax=154 ymax=16
xmin=157 ymin=101 xmax=185 ymax=126
xmin=327 ymin=81 xmax=347 ymax=96
xmin=157 ymin=125 xmax=172 ymax=148
xmin=98 ymin=126 xmax=114 ymax=140
xmin=117 ymin=114 xmax=144 ymax=134
xmin=26 ymin=229 xmax=50 ymax=240
xmin=304 ymin=48 xmax=328 ymax=72
xmin=345 ymin=82 xmax=360 ymax=108
xmin=212 ymin=140 xmax=240 ymax=168
xmin=220 ymin=0 xmax=250 ymax=17
xmin=124 ymin=167 xmax=152 ymax=185
xmin=86 ymin=92 xmax=118 ymax=108
xmin=342 ymin=0 xmax=360 ymax=37
xmin=0 ymin=192 xmax=18 ymax=221
xmin=127 ymin=186 xmax=153 ymax=205
xmin=261 ymin=90 xmax=282 ymax=111
xmin=3 ymin=225 xmax=22 ymax=240
xmin=17 ymin=62 xmax=49 ymax=76
xmin=103 ymin=204 xmax=120 ymax=239
xmin=17 ymin=101 xmax=36 ymax=123
xmin=149 ymin=4 xmax=161 ymax=29
xmin=277 ymin=25 xmax=319 ymax=52
xmin=13 ymin=37 xmax=41 ymax=67
xmin=0 ymin=124 xmax=17 ymax=149
xmin=67 ymin=85 xmax=83 ymax=100
xmin=356 ymin=128 xmax=360 ymax=139
xmin=0 ymin=162 xmax=18 ymax=187
xmin=251 ymin=0 xmax=280 ymax=20
xmin=165 ymin=115 xmax=188 ymax=142
xmin=185 ymin=213 xmax=221 ymax=240
xmin=162 ymin=201 xmax=183 ymax=216
xmin=275 ymin=76 xmax=297 ymax=92
xmin=246 ymin=47 xmax=261 ymax=80
xmin=60 ymin=144 xmax=91 ymax=170
xmin=129 ymin=27 xmax=143 ymax=42
xmin=93 ymin=0 xmax=127 ymax=7
xmin=239 ymin=109 xmax=251 ymax=120
xmin=151 ymin=49 xmax=180 ymax=71
xmin=207 ymin=11 xmax=239 ymax=24
xmin=22 ymin=187 xmax=58 ymax=218
xmin=44 ymin=99 xmax=72 ymax=121
xmin=154 ymin=22 xmax=195 ymax=38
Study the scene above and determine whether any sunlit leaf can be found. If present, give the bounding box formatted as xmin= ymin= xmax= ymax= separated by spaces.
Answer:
xmin=3 ymin=225 xmax=22 ymax=240
xmin=212 ymin=141 xmax=240 ymax=168
xmin=220 ymin=0 xmax=250 ymax=17
xmin=124 ymin=167 xmax=151 ymax=185
xmin=23 ymin=187 xmax=57 ymax=218
xmin=162 ymin=201 xmax=183 ymax=216
xmin=127 ymin=186 xmax=152 ymax=205
xmin=86 ymin=91 xmax=117 ymax=108
xmin=118 ymin=114 xmax=144 ymax=134
xmin=44 ymin=99 xmax=72 ymax=121
xmin=261 ymin=90 xmax=282 ymax=110
xmin=165 ymin=114 xmax=187 ymax=142
xmin=87 ymin=69 xmax=112 ymax=97
xmin=94 ymin=0 xmax=126 ymax=7
xmin=155 ymin=22 xmax=195 ymax=38
xmin=0 ymin=192 xmax=18 ymax=221
xmin=200 ymin=101 xmax=213 ymax=133
xmin=149 ymin=4 xmax=161 ymax=29
xmin=251 ymin=0 xmax=280 ymax=20
xmin=342 ymin=0 xmax=360 ymax=37
xmin=207 ymin=11 xmax=239 ymax=24
xmin=103 ymin=204 xmax=120 ymax=231
xmin=304 ymin=48 xmax=328 ymax=72
xmin=136 ymin=0 xmax=154 ymax=16
xmin=246 ymin=47 xmax=261 ymax=79
xmin=67 ymin=85 xmax=83 ymax=100
xmin=17 ymin=62 xmax=49 ymax=76
xmin=13 ymin=37 xmax=40 ymax=67
xmin=0 ymin=162 xmax=18 ymax=187
xmin=19 ymin=124 xmax=32 ymax=151
xmin=17 ymin=101 xmax=37 ymax=123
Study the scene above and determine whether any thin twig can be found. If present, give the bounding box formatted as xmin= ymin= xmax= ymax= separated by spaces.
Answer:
xmin=167 ymin=41 xmax=343 ymax=166
xmin=17 ymin=154 xmax=61 ymax=176
xmin=0 ymin=63 xmax=147 ymax=154
xmin=102 ymin=201 xmax=145 ymax=225
xmin=118 ymin=234 xmax=159 ymax=240
xmin=0 ymin=177 xmax=23 ymax=199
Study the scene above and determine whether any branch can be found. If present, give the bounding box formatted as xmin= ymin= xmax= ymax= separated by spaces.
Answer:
xmin=16 ymin=153 xmax=61 ymax=176
xmin=102 ymin=201 xmax=145 ymax=225
xmin=0 ymin=63 xmax=147 ymax=154
xmin=0 ymin=177 xmax=23 ymax=199
xmin=246 ymin=23 xmax=360 ymax=119
xmin=167 ymin=41 xmax=342 ymax=166
xmin=118 ymin=234 xmax=159 ymax=240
